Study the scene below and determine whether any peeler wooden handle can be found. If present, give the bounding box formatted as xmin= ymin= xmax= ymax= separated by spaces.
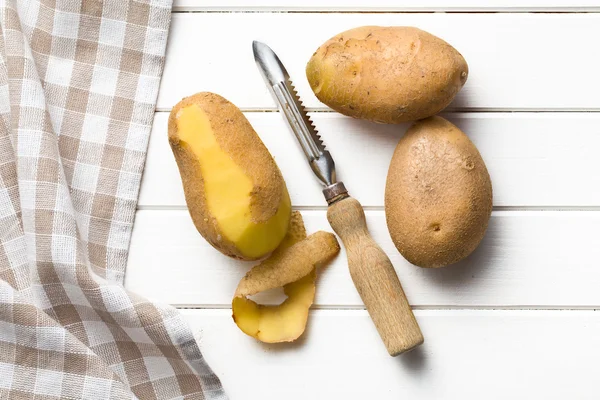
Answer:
xmin=326 ymin=195 xmax=424 ymax=356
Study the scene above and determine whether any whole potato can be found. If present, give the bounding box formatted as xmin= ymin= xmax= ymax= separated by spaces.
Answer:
xmin=169 ymin=92 xmax=291 ymax=260
xmin=306 ymin=26 xmax=468 ymax=124
xmin=385 ymin=116 xmax=492 ymax=268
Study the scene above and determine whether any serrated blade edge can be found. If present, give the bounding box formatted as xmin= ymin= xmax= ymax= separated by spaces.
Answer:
xmin=285 ymin=79 xmax=327 ymax=155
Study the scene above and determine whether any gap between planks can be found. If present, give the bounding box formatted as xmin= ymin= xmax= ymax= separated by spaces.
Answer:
xmin=154 ymin=107 xmax=600 ymax=113
xmin=137 ymin=205 xmax=600 ymax=212
xmin=171 ymin=8 xmax=600 ymax=14
xmin=173 ymin=11 xmax=600 ymax=14
xmin=174 ymin=305 xmax=600 ymax=311
xmin=171 ymin=0 xmax=600 ymax=13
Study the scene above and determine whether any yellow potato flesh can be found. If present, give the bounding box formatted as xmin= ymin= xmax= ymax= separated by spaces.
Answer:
xmin=232 ymin=272 xmax=316 ymax=343
xmin=177 ymin=104 xmax=291 ymax=259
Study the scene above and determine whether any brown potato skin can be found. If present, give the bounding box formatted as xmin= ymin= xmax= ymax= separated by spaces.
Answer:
xmin=385 ymin=116 xmax=492 ymax=268
xmin=168 ymin=92 xmax=289 ymax=260
xmin=306 ymin=26 xmax=468 ymax=124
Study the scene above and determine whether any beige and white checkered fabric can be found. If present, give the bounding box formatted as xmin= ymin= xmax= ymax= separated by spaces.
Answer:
xmin=0 ymin=0 xmax=226 ymax=398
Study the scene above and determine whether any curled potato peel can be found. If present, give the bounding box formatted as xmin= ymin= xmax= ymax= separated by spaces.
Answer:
xmin=232 ymin=212 xmax=340 ymax=343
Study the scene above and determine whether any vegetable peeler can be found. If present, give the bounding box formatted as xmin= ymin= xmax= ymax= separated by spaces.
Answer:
xmin=253 ymin=41 xmax=423 ymax=356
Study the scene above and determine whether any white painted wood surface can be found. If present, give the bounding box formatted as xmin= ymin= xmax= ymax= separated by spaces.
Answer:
xmin=140 ymin=112 xmax=600 ymax=208
xmin=125 ymin=5 xmax=600 ymax=398
xmin=127 ymin=210 xmax=600 ymax=307
xmin=158 ymin=13 xmax=600 ymax=111
xmin=183 ymin=309 xmax=600 ymax=399
xmin=173 ymin=0 xmax=600 ymax=12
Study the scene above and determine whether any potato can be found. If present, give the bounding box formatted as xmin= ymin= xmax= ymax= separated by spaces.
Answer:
xmin=169 ymin=92 xmax=291 ymax=260
xmin=306 ymin=26 xmax=468 ymax=124
xmin=385 ymin=116 xmax=492 ymax=268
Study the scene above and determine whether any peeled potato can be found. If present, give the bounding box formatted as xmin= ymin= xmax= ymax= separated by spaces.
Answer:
xmin=232 ymin=212 xmax=340 ymax=343
xmin=306 ymin=26 xmax=468 ymax=124
xmin=385 ymin=116 xmax=492 ymax=268
xmin=169 ymin=92 xmax=291 ymax=260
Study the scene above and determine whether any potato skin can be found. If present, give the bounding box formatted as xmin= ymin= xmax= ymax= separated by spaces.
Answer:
xmin=385 ymin=116 xmax=492 ymax=268
xmin=168 ymin=92 xmax=290 ymax=260
xmin=306 ymin=26 xmax=468 ymax=124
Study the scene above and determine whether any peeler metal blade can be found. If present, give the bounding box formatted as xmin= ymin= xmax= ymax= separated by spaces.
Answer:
xmin=252 ymin=41 xmax=336 ymax=187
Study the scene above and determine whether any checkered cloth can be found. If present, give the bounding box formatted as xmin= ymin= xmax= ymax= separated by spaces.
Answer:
xmin=0 ymin=0 xmax=226 ymax=398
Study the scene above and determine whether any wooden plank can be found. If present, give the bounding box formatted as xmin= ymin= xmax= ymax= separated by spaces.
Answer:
xmin=125 ymin=209 xmax=600 ymax=307
xmin=173 ymin=0 xmax=600 ymax=12
xmin=183 ymin=309 xmax=600 ymax=400
xmin=140 ymin=112 xmax=600 ymax=208
xmin=158 ymin=13 xmax=600 ymax=111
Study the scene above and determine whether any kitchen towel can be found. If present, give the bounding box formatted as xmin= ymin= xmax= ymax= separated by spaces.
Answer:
xmin=0 ymin=0 xmax=226 ymax=398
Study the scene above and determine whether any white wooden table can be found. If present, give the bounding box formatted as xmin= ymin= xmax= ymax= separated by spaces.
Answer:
xmin=126 ymin=2 xmax=600 ymax=398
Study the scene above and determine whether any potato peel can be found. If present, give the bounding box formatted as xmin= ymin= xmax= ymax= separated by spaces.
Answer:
xmin=234 ymin=231 xmax=339 ymax=298
xmin=232 ymin=212 xmax=340 ymax=343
